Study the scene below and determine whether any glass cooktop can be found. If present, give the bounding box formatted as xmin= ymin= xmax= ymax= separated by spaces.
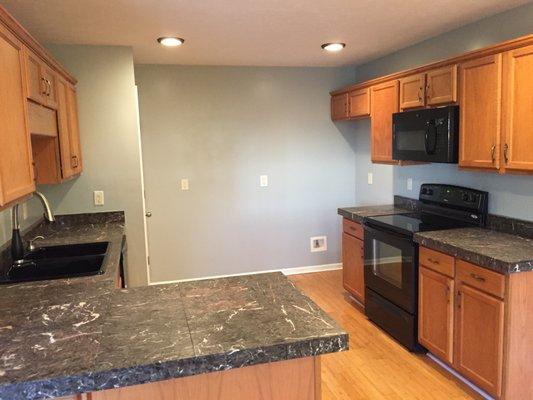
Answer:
xmin=365 ymin=213 xmax=470 ymax=236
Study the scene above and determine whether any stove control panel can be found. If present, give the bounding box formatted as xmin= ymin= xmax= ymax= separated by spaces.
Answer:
xmin=419 ymin=184 xmax=488 ymax=214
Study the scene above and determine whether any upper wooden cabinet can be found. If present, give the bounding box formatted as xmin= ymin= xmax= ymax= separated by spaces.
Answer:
xmin=0 ymin=23 xmax=35 ymax=206
xmin=370 ymin=80 xmax=399 ymax=164
xmin=24 ymin=48 xmax=58 ymax=109
xmin=501 ymin=44 xmax=533 ymax=173
xmin=0 ymin=5 xmax=79 ymax=208
xmin=348 ymin=88 xmax=370 ymax=118
xmin=458 ymin=54 xmax=503 ymax=170
xmin=399 ymin=73 xmax=425 ymax=110
xmin=400 ymin=66 xmax=457 ymax=110
xmin=331 ymin=93 xmax=349 ymax=121
xmin=330 ymin=35 xmax=533 ymax=172
xmin=426 ymin=65 xmax=457 ymax=106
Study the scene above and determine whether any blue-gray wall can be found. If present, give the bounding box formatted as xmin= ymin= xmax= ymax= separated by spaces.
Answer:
xmin=348 ymin=2 xmax=533 ymax=220
xmin=135 ymin=65 xmax=356 ymax=282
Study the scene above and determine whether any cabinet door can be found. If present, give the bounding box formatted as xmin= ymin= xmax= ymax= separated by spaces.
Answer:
xmin=331 ymin=93 xmax=349 ymax=121
xmin=418 ymin=267 xmax=454 ymax=364
xmin=41 ymin=64 xmax=58 ymax=109
xmin=458 ymin=54 xmax=502 ymax=170
xmin=426 ymin=65 xmax=457 ymax=106
xmin=399 ymin=73 xmax=425 ymax=110
xmin=56 ymin=77 xmax=74 ymax=179
xmin=0 ymin=25 xmax=35 ymax=206
xmin=501 ymin=45 xmax=533 ymax=173
xmin=24 ymin=48 xmax=47 ymax=105
xmin=370 ymin=80 xmax=399 ymax=164
xmin=342 ymin=232 xmax=365 ymax=304
xmin=348 ymin=88 xmax=370 ymax=118
xmin=66 ymin=84 xmax=83 ymax=175
xmin=454 ymin=283 xmax=504 ymax=398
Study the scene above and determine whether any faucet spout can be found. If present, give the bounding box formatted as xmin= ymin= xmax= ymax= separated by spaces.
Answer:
xmin=34 ymin=191 xmax=55 ymax=223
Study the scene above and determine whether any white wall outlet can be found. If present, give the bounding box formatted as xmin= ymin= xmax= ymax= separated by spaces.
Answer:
xmin=260 ymin=175 xmax=268 ymax=187
xmin=367 ymin=172 xmax=373 ymax=185
xmin=93 ymin=190 xmax=104 ymax=206
xmin=21 ymin=203 xmax=28 ymax=219
xmin=310 ymin=236 xmax=327 ymax=253
xmin=407 ymin=178 xmax=413 ymax=191
xmin=181 ymin=178 xmax=189 ymax=191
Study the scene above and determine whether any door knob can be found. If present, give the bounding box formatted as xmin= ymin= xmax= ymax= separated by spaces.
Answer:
xmin=145 ymin=211 xmax=152 ymax=217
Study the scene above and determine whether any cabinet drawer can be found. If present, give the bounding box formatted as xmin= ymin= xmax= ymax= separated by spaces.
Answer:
xmin=456 ymin=260 xmax=505 ymax=299
xmin=343 ymin=218 xmax=363 ymax=240
xmin=419 ymin=247 xmax=455 ymax=277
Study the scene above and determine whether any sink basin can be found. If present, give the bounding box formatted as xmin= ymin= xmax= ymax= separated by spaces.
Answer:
xmin=5 ymin=242 xmax=109 ymax=283
xmin=25 ymin=241 xmax=109 ymax=260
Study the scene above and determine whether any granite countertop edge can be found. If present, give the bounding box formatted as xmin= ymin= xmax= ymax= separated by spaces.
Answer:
xmin=413 ymin=234 xmax=530 ymax=274
xmin=3 ymin=333 xmax=348 ymax=399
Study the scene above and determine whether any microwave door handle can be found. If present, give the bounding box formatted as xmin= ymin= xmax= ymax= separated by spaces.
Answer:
xmin=425 ymin=120 xmax=437 ymax=155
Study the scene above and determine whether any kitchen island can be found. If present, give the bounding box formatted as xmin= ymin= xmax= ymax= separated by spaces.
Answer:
xmin=0 ymin=213 xmax=347 ymax=400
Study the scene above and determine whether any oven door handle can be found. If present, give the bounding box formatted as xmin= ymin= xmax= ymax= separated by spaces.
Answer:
xmin=363 ymin=223 xmax=413 ymax=242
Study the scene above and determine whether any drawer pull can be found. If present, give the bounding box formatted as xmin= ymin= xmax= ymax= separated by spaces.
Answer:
xmin=470 ymin=273 xmax=486 ymax=282
xmin=427 ymin=257 xmax=440 ymax=265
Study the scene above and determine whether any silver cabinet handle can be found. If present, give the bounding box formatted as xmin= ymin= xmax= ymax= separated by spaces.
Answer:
xmin=504 ymin=143 xmax=509 ymax=164
xmin=491 ymin=144 xmax=496 ymax=163
xmin=145 ymin=211 xmax=152 ymax=217
xmin=470 ymin=273 xmax=486 ymax=282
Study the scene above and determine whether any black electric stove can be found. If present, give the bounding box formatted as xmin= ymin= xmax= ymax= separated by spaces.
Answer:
xmin=363 ymin=184 xmax=488 ymax=351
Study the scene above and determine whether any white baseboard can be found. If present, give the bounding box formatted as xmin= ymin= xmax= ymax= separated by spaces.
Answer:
xmin=149 ymin=263 xmax=342 ymax=285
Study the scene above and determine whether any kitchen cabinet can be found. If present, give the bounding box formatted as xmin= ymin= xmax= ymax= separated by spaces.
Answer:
xmin=417 ymin=247 xmax=533 ymax=399
xmin=331 ymin=92 xmax=349 ymax=121
xmin=370 ymin=80 xmax=399 ymax=164
xmin=348 ymin=88 xmax=370 ymax=118
xmin=455 ymin=282 xmax=504 ymax=398
xmin=399 ymin=73 xmax=425 ymax=110
xmin=32 ymin=77 xmax=83 ymax=184
xmin=400 ymin=66 xmax=457 ymax=110
xmin=0 ymin=23 xmax=35 ymax=207
xmin=24 ymin=48 xmax=58 ymax=109
xmin=458 ymin=54 xmax=503 ymax=171
xmin=342 ymin=219 xmax=365 ymax=304
xmin=501 ymin=44 xmax=533 ymax=173
xmin=426 ymin=65 xmax=457 ymax=106
xmin=418 ymin=266 xmax=454 ymax=364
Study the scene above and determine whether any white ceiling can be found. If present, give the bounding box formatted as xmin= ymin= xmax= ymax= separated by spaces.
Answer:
xmin=1 ymin=0 xmax=529 ymax=66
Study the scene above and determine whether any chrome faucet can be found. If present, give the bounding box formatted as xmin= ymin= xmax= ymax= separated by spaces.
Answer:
xmin=11 ymin=191 xmax=55 ymax=262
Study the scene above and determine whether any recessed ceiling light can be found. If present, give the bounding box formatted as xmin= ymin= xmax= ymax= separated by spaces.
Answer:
xmin=157 ymin=37 xmax=185 ymax=47
xmin=321 ymin=43 xmax=346 ymax=52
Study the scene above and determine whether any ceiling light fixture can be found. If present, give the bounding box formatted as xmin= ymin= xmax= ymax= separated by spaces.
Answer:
xmin=321 ymin=43 xmax=345 ymax=52
xmin=157 ymin=37 xmax=185 ymax=47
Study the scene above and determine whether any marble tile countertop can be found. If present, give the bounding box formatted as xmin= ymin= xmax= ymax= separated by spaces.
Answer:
xmin=0 ymin=229 xmax=347 ymax=400
xmin=414 ymin=228 xmax=533 ymax=274
xmin=338 ymin=205 xmax=410 ymax=223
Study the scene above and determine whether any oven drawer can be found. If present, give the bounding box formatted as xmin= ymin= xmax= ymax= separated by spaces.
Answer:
xmin=419 ymin=247 xmax=455 ymax=277
xmin=343 ymin=218 xmax=364 ymax=240
xmin=365 ymin=288 xmax=421 ymax=352
xmin=456 ymin=260 xmax=505 ymax=299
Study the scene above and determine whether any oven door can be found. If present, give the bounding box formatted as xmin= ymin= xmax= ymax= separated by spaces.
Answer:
xmin=364 ymin=224 xmax=417 ymax=314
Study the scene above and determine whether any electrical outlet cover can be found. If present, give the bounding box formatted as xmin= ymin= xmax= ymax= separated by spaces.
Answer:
xmin=310 ymin=236 xmax=327 ymax=252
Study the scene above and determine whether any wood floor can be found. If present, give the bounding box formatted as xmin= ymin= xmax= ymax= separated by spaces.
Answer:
xmin=289 ymin=270 xmax=483 ymax=400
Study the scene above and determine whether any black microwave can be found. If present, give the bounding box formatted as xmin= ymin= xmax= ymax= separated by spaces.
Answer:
xmin=392 ymin=105 xmax=459 ymax=163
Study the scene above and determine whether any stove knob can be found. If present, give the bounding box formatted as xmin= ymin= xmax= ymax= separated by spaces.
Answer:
xmin=462 ymin=193 xmax=469 ymax=201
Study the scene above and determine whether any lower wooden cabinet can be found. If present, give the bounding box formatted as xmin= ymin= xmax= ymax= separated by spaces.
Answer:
xmin=342 ymin=219 xmax=365 ymax=304
xmin=418 ymin=266 xmax=454 ymax=364
xmin=454 ymin=282 xmax=504 ymax=398
xmin=417 ymin=246 xmax=533 ymax=399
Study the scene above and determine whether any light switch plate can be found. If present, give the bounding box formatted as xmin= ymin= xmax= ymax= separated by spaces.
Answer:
xmin=367 ymin=172 xmax=373 ymax=185
xmin=181 ymin=179 xmax=189 ymax=191
xmin=260 ymin=175 xmax=268 ymax=187
xmin=94 ymin=191 xmax=104 ymax=206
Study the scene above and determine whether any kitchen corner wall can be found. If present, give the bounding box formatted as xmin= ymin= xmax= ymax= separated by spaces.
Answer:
xmin=37 ymin=45 xmax=148 ymax=286
xmin=135 ymin=65 xmax=356 ymax=282
xmin=350 ymin=2 xmax=533 ymax=220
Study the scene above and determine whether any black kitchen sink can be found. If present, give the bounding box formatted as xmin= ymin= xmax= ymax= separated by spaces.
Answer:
xmin=25 ymin=241 xmax=109 ymax=260
xmin=4 ymin=242 xmax=109 ymax=283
